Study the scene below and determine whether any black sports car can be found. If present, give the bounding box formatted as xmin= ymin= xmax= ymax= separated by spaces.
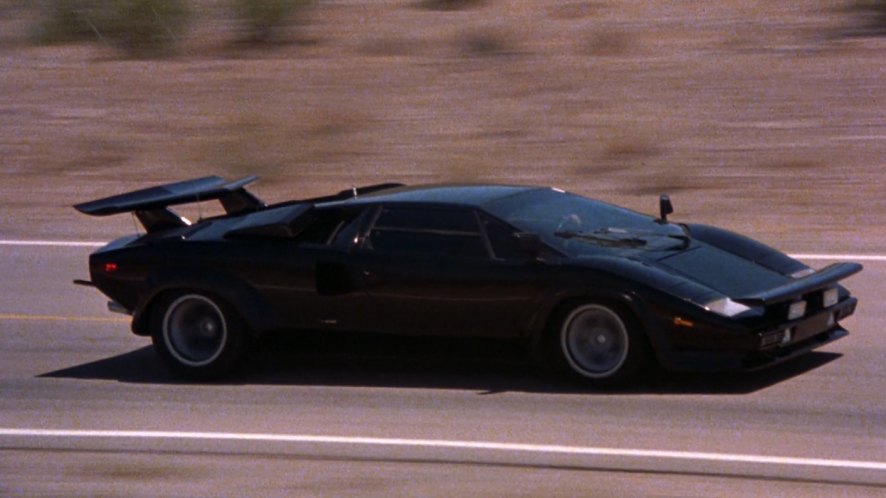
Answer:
xmin=75 ymin=176 xmax=861 ymax=386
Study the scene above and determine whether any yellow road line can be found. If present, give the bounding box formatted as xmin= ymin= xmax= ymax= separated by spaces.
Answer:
xmin=0 ymin=314 xmax=128 ymax=323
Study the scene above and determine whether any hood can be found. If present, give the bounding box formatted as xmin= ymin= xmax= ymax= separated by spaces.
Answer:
xmin=651 ymin=243 xmax=790 ymax=298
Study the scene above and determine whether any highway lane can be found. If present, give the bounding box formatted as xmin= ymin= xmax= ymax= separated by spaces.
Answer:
xmin=1 ymin=244 xmax=884 ymax=496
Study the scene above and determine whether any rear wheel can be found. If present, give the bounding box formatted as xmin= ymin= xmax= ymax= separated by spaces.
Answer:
xmin=549 ymin=302 xmax=647 ymax=387
xmin=151 ymin=292 xmax=247 ymax=379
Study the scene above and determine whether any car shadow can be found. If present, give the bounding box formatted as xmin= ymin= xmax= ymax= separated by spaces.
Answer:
xmin=39 ymin=332 xmax=842 ymax=395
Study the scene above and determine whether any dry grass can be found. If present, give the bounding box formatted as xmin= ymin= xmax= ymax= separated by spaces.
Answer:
xmin=1 ymin=0 xmax=885 ymax=252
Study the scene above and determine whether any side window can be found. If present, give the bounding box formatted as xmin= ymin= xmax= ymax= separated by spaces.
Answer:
xmin=366 ymin=207 xmax=489 ymax=258
xmin=293 ymin=209 xmax=362 ymax=246
xmin=480 ymin=215 xmax=525 ymax=260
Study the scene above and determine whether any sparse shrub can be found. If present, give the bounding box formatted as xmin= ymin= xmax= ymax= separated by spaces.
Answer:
xmin=846 ymin=0 xmax=886 ymax=36
xmin=420 ymin=0 xmax=485 ymax=11
xmin=233 ymin=0 xmax=312 ymax=44
xmin=31 ymin=0 xmax=191 ymax=57
xmin=31 ymin=0 xmax=102 ymax=44
xmin=101 ymin=0 xmax=192 ymax=57
xmin=463 ymin=31 xmax=510 ymax=57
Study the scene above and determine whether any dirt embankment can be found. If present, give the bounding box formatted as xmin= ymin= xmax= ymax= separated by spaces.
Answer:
xmin=1 ymin=1 xmax=884 ymax=252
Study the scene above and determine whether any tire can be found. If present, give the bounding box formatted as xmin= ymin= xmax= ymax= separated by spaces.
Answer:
xmin=549 ymin=302 xmax=648 ymax=387
xmin=151 ymin=291 xmax=247 ymax=379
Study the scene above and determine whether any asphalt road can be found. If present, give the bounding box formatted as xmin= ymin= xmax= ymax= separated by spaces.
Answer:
xmin=0 ymin=243 xmax=884 ymax=497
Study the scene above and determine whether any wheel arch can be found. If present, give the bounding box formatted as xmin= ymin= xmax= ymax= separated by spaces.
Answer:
xmin=528 ymin=287 xmax=673 ymax=370
xmin=534 ymin=289 xmax=661 ymax=385
xmin=130 ymin=267 xmax=282 ymax=337
xmin=529 ymin=289 xmax=635 ymax=345
xmin=533 ymin=284 xmax=640 ymax=325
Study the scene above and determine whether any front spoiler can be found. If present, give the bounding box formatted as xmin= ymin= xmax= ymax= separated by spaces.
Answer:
xmin=735 ymin=262 xmax=862 ymax=306
xmin=660 ymin=326 xmax=849 ymax=372
xmin=742 ymin=326 xmax=847 ymax=371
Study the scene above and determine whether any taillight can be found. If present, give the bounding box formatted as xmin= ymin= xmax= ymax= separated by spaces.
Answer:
xmin=103 ymin=262 xmax=118 ymax=273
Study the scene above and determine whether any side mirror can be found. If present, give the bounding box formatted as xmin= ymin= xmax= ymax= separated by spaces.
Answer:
xmin=659 ymin=194 xmax=673 ymax=223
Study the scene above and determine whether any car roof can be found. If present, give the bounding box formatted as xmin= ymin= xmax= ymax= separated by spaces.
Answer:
xmin=319 ymin=183 xmax=544 ymax=208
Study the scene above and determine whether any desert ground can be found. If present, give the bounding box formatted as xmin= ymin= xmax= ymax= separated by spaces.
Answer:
xmin=2 ymin=3 xmax=886 ymax=496
xmin=1 ymin=0 xmax=884 ymax=252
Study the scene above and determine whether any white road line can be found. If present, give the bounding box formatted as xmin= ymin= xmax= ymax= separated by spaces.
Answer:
xmin=1 ymin=239 xmax=885 ymax=261
xmin=1 ymin=428 xmax=884 ymax=472
xmin=0 ymin=240 xmax=103 ymax=248
xmin=790 ymin=254 xmax=886 ymax=261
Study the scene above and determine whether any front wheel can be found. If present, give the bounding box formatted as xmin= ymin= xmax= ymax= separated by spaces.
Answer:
xmin=151 ymin=292 xmax=247 ymax=379
xmin=549 ymin=303 xmax=648 ymax=387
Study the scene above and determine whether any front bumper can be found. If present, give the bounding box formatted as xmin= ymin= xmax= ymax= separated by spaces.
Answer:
xmin=742 ymin=327 xmax=847 ymax=371
xmin=655 ymin=297 xmax=857 ymax=372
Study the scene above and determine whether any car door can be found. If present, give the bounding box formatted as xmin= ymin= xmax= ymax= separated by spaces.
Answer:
xmin=354 ymin=205 xmax=545 ymax=338
xmin=244 ymin=206 xmax=378 ymax=331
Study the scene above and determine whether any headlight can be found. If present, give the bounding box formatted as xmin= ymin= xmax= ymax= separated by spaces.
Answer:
xmin=823 ymin=288 xmax=838 ymax=308
xmin=704 ymin=297 xmax=752 ymax=317
xmin=787 ymin=300 xmax=807 ymax=320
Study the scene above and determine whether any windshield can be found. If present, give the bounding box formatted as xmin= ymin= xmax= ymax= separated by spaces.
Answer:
xmin=484 ymin=188 xmax=686 ymax=255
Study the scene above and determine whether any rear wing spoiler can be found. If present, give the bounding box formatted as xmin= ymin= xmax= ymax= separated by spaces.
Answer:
xmin=735 ymin=262 xmax=863 ymax=306
xmin=73 ymin=175 xmax=265 ymax=233
xmin=74 ymin=175 xmax=264 ymax=216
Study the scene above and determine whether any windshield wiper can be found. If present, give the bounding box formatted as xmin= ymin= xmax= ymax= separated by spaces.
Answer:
xmin=554 ymin=230 xmax=647 ymax=248
xmin=596 ymin=227 xmax=691 ymax=249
